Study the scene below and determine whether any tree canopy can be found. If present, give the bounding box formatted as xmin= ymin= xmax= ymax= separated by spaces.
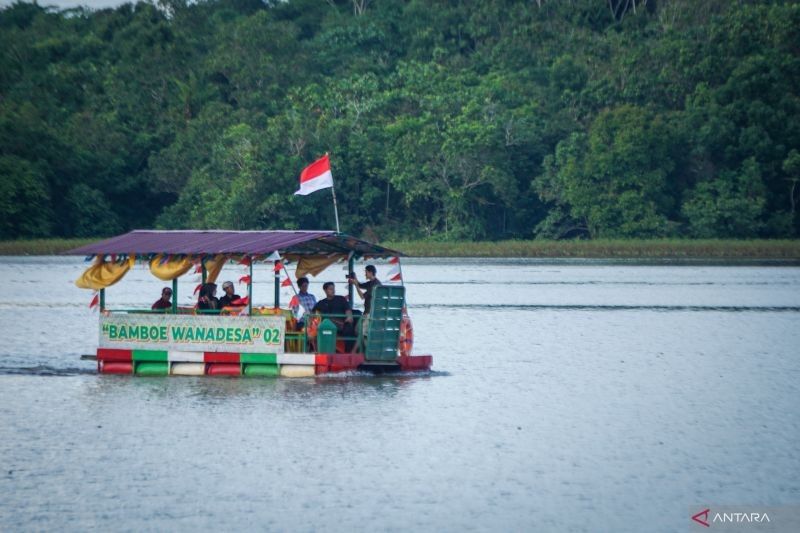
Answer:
xmin=1 ymin=0 xmax=798 ymax=240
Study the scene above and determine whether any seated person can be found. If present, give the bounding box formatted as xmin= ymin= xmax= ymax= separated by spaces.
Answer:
xmin=197 ymin=282 xmax=219 ymax=311
xmin=312 ymin=281 xmax=356 ymax=351
xmin=292 ymin=277 xmax=317 ymax=330
xmin=218 ymin=281 xmax=241 ymax=308
xmin=151 ymin=287 xmax=173 ymax=311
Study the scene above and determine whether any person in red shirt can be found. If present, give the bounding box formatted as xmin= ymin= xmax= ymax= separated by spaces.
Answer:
xmin=151 ymin=287 xmax=173 ymax=311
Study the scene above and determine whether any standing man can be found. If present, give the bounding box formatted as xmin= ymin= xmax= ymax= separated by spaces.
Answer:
xmin=151 ymin=287 xmax=173 ymax=311
xmin=349 ymin=265 xmax=381 ymax=344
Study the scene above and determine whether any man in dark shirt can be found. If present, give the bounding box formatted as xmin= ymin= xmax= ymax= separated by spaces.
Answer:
xmin=312 ymin=282 xmax=355 ymax=350
xmin=151 ymin=287 xmax=173 ymax=311
xmin=349 ymin=264 xmax=381 ymax=315
xmin=349 ymin=265 xmax=381 ymax=348
xmin=218 ymin=280 xmax=241 ymax=308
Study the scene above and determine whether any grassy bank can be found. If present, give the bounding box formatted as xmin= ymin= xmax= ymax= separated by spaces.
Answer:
xmin=384 ymin=239 xmax=800 ymax=258
xmin=2 ymin=237 xmax=799 ymax=259
xmin=0 ymin=238 xmax=98 ymax=256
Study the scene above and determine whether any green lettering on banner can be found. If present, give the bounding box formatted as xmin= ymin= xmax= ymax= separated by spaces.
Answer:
xmin=103 ymin=318 xmax=282 ymax=350
xmin=263 ymin=328 xmax=280 ymax=344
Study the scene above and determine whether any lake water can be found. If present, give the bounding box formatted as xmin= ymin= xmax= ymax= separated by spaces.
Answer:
xmin=1 ymin=256 xmax=799 ymax=532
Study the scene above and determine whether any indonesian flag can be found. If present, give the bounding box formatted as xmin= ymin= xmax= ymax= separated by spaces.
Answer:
xmin=288 ymin=295 xmax=306 ymax=320
xmin=295 ymin=154 xmax=333 ymax=196
xmin=89 ymin=292 xmax=99 ymax=310
xmin=387 ymin=257 xmax=402 ymax=282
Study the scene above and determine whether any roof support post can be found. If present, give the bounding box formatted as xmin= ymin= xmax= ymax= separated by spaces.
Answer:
xmin=348 ymin=254 xmax=355 ymax=304
xmin=100 ymin=288 xmax=105 ymax=312
xmin=274 ymin=260 xmax=280 ymax=308
xmin=172 ymin=278 xmax=177 ymax=314
xmin=248 ymin=260 xmax=253 ymax=315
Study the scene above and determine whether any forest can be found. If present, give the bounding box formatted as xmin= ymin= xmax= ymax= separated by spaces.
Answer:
xmin=1 ymin=0 xmax=799 ymax=241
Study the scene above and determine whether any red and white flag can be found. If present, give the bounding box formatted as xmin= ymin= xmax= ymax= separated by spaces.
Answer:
xmin=295 ymin=154 xmax=333 ymax=196
xmin=386 ymin=257 xmax=402 ymax=282
xmin=89 ymin=292 xmax=99 ymax=310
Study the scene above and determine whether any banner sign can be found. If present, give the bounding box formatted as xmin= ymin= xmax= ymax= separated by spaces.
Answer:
xmin=99 ymin=314 xmax=285 ymax=353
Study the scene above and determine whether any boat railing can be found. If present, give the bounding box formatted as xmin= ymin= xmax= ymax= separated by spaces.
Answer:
xmin=304 ymin=311 xmax=364 ymax=353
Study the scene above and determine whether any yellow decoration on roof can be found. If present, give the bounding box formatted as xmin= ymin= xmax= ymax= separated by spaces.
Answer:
xmin=293 ymin=255 xmax=342 ymax=278
xmin=75 ymin=256 xmax=135 ymax=290
xmin=149 ymin=254 xmax=193 ymax=281
xmin=204 ymin=254 xmax=227 ymax=284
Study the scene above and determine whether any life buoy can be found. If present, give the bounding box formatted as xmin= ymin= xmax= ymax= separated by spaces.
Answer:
xmin=398 ymin=313 xmax=414 ymax=357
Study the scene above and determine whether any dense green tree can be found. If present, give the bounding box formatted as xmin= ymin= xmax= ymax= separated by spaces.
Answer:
xmin=682 ymin=158 xmax=768 ymax=238
xmin=535 ymin=106 xmax=679 ymax=238
xmin=1 ymin=0 xmax=798 ymax=240
xmin=0 ymin=155 xmax=54 ymax=238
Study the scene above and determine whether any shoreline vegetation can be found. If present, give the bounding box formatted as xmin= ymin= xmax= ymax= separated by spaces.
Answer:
xmin=2 ymin=238 xmax=799 ymax=259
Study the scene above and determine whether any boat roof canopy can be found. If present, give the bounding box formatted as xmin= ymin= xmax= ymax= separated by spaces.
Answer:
xmin=65 ymin=230 xmax=402 ymax=259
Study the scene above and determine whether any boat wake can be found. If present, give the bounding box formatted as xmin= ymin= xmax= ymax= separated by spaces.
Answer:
xmin=0 ymin=365 xmax=96 ymax=377
xmin=414 ymin=303 xmax=800 ymax=313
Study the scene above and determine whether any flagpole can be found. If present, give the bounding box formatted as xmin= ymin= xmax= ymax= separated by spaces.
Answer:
xmin=327 ymin=152 xmax=341 ymax=233
xmin=331 ymin=185 xmax=341 ymax=234
xmin=281 ymin=263 xmax=299 ymax=296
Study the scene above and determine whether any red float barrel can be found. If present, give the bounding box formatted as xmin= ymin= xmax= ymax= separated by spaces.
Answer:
xmin=206 ymin=363 xmax=241 ymax=376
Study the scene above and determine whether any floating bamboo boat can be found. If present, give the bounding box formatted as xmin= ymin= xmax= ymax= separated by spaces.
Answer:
xmin=67 ymin=230 xmax=432 ymax=377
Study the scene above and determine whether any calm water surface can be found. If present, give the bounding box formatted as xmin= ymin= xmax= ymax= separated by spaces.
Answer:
xmin=0 ymin=257 xmax=799 ymax=532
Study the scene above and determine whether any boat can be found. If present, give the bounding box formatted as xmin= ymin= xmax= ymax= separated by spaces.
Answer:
xmin=66 ymin=230 xmax=432 ymax=377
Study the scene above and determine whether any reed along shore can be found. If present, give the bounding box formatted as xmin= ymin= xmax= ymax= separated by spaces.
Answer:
xmin=2 ymin=238 xmax=799 ymax=259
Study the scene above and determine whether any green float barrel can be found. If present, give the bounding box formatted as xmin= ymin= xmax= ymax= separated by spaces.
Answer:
xmin=243 ymin=364 xmax=279 ymax=377
xmin=317 ymin=319 xmax=337 ymax=353
xmin=135 ymin=362 xmax=169 ymax=376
